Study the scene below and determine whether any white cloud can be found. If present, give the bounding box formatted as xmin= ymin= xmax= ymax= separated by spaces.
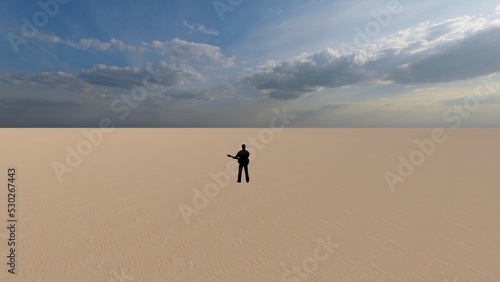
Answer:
xmin=3 ymin=36 xmax=234 ymax=100
xmin=183 ymin=21 xmax=220 ymax=36
xmin=244 ymin=48 xmax=365 ymax=99
xmin=0 ymin=71 xmax=95 ymax=93
xmin=79 ymin=62 xmax=204 ymax=89
xmin=168 ymin=38 xmax=235 ymax=68
xmin=0 ymin=62 xmax=205 ymax=94
xmin=36 ymin=34 xmax=234 ymax=68
xmin=245 ymin=15 xmax=500 ymax=99
xmin=37 ymin=34 xmax=143 ymax=52
xmin=496 ymin=5 xmax=500 ymax=15
xmin=369 ymin=16 xmax=492 ymax=56
xmin=151 ymin=40 xmax=168 ymax=50
xmin=383 ymin=16 xmax=500 ymax=83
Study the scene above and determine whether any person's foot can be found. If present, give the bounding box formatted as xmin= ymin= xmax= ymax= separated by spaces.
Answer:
xmin=246 ymin=179 xmax=249 ymax=183
xmin=237 ymin=180 xmax=241 ymax=183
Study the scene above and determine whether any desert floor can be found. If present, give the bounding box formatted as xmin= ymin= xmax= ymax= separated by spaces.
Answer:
xmin=0 ymin=128 xmax=499 ymax=281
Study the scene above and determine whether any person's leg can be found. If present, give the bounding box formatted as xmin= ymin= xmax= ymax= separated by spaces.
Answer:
xmin=237 ymin=164 xmax=243 ymax=183
xmin=244 ymin=165 xmax=249 ymax=183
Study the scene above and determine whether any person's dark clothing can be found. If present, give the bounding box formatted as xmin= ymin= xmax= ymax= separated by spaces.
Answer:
xmin=235 ymin=149 xmax=250 ymax=165
xmin=234 ymin=149 xmax=250 ymax=183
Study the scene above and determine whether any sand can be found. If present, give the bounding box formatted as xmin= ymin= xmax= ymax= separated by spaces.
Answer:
xmin=0 ymin=128 xmax=499 ymax=281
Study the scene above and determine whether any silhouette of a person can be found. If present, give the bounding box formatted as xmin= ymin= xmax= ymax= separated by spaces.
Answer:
xmin=232 ymin=144 xmax=250 ymax=183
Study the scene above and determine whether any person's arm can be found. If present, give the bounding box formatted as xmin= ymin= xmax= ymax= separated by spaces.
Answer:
xmin=233 ymin=151 xmax=240 ymax=159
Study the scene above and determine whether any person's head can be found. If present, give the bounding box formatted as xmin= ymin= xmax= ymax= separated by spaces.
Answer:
xmin=242 ymin=144 xmax=246 ymax=149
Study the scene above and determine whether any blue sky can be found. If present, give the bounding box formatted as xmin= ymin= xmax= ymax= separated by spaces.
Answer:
xmin=1 ymin=0 xmax=499 ymax=127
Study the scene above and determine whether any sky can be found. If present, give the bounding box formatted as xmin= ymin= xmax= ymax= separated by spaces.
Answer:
xmin=0 ymin=0 xmax=499 ymax=127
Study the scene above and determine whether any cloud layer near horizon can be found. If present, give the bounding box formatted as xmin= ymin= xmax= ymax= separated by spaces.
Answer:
xmin=2 ymin=16 xmax=500 ymax=101
xmin=0 ymin=36 xmax=235 ymax=99
xmin=245 ymin=16 xmax=500 ymax=99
